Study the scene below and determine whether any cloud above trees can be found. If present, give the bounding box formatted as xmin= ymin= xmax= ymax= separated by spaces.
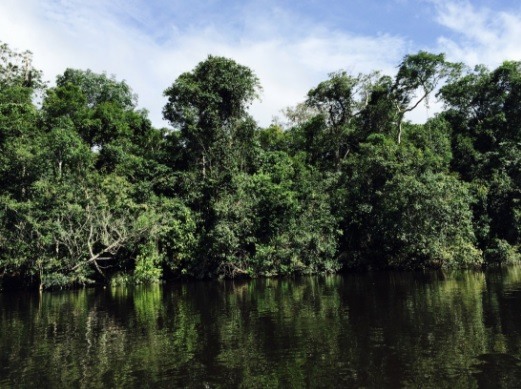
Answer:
xmin=0 ymin=0 xmax=519 ymax=127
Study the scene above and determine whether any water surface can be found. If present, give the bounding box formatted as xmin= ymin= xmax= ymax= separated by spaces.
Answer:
xmin=2 ymin=269 xmax=521 ymax=388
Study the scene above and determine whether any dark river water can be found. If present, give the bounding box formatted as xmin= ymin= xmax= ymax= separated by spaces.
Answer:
xmin=2 ymin=268 xmax=521 ymax=388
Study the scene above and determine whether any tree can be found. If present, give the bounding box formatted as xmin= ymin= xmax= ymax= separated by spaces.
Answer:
xmin=393 ymin=52 xmax=460 ymax=144
xmin=207 ymin=150 xmax=340 ymax=277
xmin=302 ymin=71 xmax=381 ymax=168
xmin=0 ymin=174 xmax=162 ymax=289
xmin=42 ymin=69 xmax=150 ymax=151
xmin=0 ymin=42 xmax=44 ymax=200
xmin=357 ymin=75 xmax=397 ymax=138
xmin=0 ymin=41 xmax=43 ymax=90
xmin=163 ymin=55 xmax=261 ymax=178
xmin=381 ymin=172 xmax=482 ymax=268
xmin=338 ymin=121 xmax=480 ymax=269
xmin=440 ymin=61 xmax=521 ymax=260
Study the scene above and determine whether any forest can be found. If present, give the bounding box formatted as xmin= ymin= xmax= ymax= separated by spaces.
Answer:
xmin=0 ymin=41 xmax=520 ymax=290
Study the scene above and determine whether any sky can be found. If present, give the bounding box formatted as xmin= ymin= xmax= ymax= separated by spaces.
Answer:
xmin=1 ymin=0 xmax=521 ymax=128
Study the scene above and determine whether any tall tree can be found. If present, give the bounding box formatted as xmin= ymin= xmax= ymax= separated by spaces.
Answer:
xmin=303 ymin=71 xmax=380 ymax=168
xmin=0 ymin=42 xmax=44 ymax=198
xmin=163 ymin=55 xmax=261 ymax=178
xmin=440 ymin=61 xmax=521 ymax=260
xmin=393 ymin=52 xmax=460 ymax=143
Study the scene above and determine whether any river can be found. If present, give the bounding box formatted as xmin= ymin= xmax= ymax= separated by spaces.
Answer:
xmin=2 ymin=268 xmax=521 ymax=388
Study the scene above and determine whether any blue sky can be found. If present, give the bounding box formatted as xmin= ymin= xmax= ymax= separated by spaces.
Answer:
xmin=2 ymin=0 xmax=521 ymax=127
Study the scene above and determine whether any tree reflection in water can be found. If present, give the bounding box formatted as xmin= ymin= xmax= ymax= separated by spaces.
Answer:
xmin=2 ymin=268 xmax=521 ymax=387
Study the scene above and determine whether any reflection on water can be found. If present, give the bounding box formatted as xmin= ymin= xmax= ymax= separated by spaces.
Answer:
xmin=2 ymin=269 xmax=521 ymax=387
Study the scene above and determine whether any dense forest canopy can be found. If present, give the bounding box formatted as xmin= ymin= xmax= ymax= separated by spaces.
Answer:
xmin=0 ymin=41 xmax=520 ymax=290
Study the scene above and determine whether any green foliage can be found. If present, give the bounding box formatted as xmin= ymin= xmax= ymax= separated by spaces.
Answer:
xmin=155 ymin=197 xmax=197 ymax=276
xmin=256 ymin=124 xmax=290 ymax=152
xmin=163 ymin=55 xmax=260 ymax=129
xmin=484 ymin=239 xmax=521 ymax=264
xmin=381 ymin=172 xmax=482 ymax=268
xmin=440 ymin=61 xmax=521 ymax=262
xmin=133 ymin=241 xmax=163 ymax=283
xmin=0 ymin=41 xmax=43 ymax=90
xmin=42 ymin=68 xmax=150 ymax=151
xmin=394 ymin=52 xmax=459 ymax=95
xmin=163 ymin=55 xmax=261 ymax=179
xmin=2 ymin=40 xmax=521 ymax=288
xmin=339 ymin=129 xmax=481 ymax=269
xmin=300 ymin=71 xmax=383 ymax=168
xmin=205 ymin=151 xmax=340 ymax=277
xmin=392 ymin=51 xmax=461 ymax=143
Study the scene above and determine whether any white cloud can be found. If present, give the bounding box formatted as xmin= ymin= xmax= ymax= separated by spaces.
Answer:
xmin=402 ymin=0 xmax=521 ymax=125
xmin=3 ymin=0 xmax=521 ymax=130
xmin=433 ymin=0 xmax=521 ymax=67
xmin=0 ymin=0 xmax=409 ymax=129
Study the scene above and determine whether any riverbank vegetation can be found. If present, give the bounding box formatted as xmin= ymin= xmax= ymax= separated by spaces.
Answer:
xmin=1 ymin=41 xmax=520 ymax=289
